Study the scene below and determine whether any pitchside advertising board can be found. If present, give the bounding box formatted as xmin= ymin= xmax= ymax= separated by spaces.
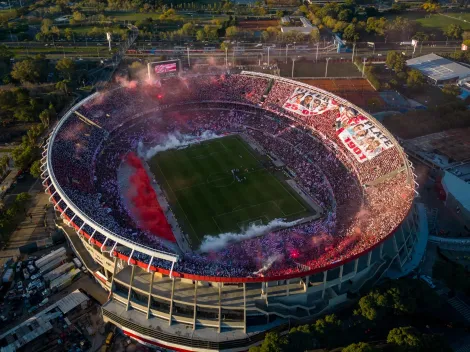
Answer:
xmin=283 ymin=87 xmax=394 ymax=163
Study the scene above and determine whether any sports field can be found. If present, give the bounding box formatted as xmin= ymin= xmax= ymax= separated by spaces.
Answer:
xmin=149 ymin=135 xmax=312 ymax=248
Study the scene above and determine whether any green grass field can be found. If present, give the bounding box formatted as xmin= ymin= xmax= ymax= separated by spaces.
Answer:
xmin=149 ymin=135 xmax=312 ymax=248
xmin=383 ymin=12 xmax=470 ymax=31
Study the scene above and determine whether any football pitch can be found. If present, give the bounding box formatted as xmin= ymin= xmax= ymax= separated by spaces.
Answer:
xmin=148 ymin=135 xmax=314 ymax=248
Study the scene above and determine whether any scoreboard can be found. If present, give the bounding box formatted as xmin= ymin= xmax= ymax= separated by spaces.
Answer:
xmin=148 ymin=60 xmax=180 ymax=79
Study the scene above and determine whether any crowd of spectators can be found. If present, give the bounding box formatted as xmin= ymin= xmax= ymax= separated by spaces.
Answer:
xmin=46 ymin=73 xmax=415 ymax=279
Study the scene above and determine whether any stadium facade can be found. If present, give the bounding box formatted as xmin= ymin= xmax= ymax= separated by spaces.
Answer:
xmin=41 ymin=72 xmax=427 ymax=351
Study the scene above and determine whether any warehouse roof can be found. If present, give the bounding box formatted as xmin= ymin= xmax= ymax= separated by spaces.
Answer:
xmin=406 ymin=53 xmax=470 ymax=82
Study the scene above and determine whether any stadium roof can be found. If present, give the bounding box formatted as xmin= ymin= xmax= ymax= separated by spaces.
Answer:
xmin=441 ymin=171 xmax=470 ymax=212
xmin=406 ymin=53 xmax=470 ymax=83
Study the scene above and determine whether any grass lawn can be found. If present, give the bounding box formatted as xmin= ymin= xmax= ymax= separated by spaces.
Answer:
xmin=383 ymin=11 xmax=470 ymax=32
xmin=149 ymin=135 xmax=312 ymax=248
xmin=418 ymin=13 xmax=470 ymax=31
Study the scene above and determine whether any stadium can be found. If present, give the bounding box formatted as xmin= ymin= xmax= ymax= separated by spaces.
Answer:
xmin=41 ymin=69 xmax=426 ymax=351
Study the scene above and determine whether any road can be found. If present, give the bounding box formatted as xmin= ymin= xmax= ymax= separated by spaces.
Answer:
xmin=0 ymin=176 xmax=55 ymax=268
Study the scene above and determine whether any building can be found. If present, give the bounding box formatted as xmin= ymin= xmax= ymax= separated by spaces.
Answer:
xmin=403 ymin=127 xmax=470 ymax=229
xmin=280 ymin=16 xmax=318 ymax=35
xmin=0 ymin=290 xmax=89 ymax=352
xmin=406 ymin=53 xmax=470 ymax=85
xmin=41 ymin=73 xmax=427 ymax=352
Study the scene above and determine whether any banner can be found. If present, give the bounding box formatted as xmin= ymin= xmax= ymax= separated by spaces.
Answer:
xmin=283 ymin=87 xmax=337 ymax=117
xmin=335 ymin=108 xmax=394 ymax=163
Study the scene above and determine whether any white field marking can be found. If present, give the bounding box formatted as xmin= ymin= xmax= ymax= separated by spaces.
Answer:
xmin=154 ymin=159 xmax=199 ymax=241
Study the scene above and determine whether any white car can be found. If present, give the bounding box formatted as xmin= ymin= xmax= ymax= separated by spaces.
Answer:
xmin=17 ymin=281 xmax=23 ymax=290
xmin=39 ymin=298 xmax=49 ymax=307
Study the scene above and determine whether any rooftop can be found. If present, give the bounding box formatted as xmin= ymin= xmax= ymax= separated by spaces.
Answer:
xmin=406 ymin=53 xmax=470 ymax=82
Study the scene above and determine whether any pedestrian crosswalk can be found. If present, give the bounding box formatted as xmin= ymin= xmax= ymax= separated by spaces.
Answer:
xmin=448 ymin=296 xmax=470 ymax=322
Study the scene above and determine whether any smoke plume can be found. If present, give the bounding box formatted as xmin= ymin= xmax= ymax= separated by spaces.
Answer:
xmin=124 ymin=152 xmax=176 ymax=242
xmin=199 ymin=218 xmax=303 ymax=253
xmin=138 ymin=130 xmax=222 ymax=160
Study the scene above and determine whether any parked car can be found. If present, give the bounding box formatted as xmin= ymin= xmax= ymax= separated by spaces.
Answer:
xmin=17 ymin=281 xmax=23 ymax=290
xmin=39 ymin=298 xmax=49 ymax=307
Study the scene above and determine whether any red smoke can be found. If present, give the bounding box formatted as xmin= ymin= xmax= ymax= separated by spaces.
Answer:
xmin=125 ymin=153 xmax=176 ymax=242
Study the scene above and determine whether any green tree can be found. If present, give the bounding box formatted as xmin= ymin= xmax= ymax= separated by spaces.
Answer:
xmin=30 ymin=160 xmax=42 ymax=178
xmin=55 ymin=58 xmax=75 ymax=80
xmin=310 ymin=29 xmax=320 ymax=42
xmin=387 ymin=327 xmax=423 ymax=350
xmin=249 ymin=332 xmax=287 ymax=352
xmin=442 ymin=84 xmax=461 ymax=97
xmin=422 ymin=2 xmax=441 ymax=13
xmin=196 ymin=30 xmax=205 ymax=41
xmin=407 ymin=69 xmax=426 ymax=89
xmin=11 ymin=59 xmax=39 ymax=83
xmin=276 ymin=10 xmax=285 ymax=18
xmin=343 ymin=24 xmax=360 ymax=42
xmin=64 ymin=28 xmax=74 ymax=41
xmin=286 ymin=324 xmax=317 ymax=352
xmin=0 ymin=45 xmax=13 ymax=65
xmin=72 ymin=11 xmax=85 ymax=22
xmin=342 ymin=342 xmax=379 ymax=352
xmin=444 ymin=24 xmax=463 ymax=39
xmin=225 ymin=26 xmax=239 ymax=38
xmin=40 ymin=18 xmax=53 ymax=36
xmin=386 ymin=51 xmax=406 ymax=73
xmin=15 ymin=192 xmax=31 ymax=203
xmin=55 ymin=79 xmax=70 ymax=94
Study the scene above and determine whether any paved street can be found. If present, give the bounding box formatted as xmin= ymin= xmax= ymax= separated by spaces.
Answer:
xmin=0 ymin=178 xmax=55 ymax=268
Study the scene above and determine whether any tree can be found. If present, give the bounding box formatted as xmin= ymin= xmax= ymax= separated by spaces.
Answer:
xmin=55 ymin=58 xmax=75 ymax=80
xmin=442 ymin=84 xmax=461 ymax=97
xmin=386 ymin=51 xmax=406 ymax=72
xmin=343 ymin=24 xmax=360 ymax=42
xmin=64 ymin=28 xmax=74 ymax=41
xmin=249 ymin=332 xmax=287 ymax=352
xmin=407 ymin=69 xmax=426 ymax=89
xmin=30 ymin=160 xmax=42 ymax=178
xmin=286 ymin=324 xmax=317 ymax=352
xmin=444 ymin=24 xmax=463 ymax=39
xmin=15 ymin=192 xmax=31 ymax=203
xmin=276 ymin=10 xmax=285 ymax=18
xmin=0 ymin=45 xmax=13 ymax=65
xmin=342 ymin=342 xmax=378 ymax=352
xmin=196 ymin=30 xmax=205 ymax=41
xmin=387 ymin=327 xmax=423 ymax=350
xmin=310 ymin=29 xmax=320 ymax=43
xmin=11 ymin=59 xmax=39 ymax=83
xmin=225 ymin=26 xmax=239 ymax=38
xmin=72 ymin=11 xmax=85 ymax=22
xmin=40 ymin=18 xmax=53 ymax=36
xmin=422 ymin=1 xmax=441 ymax=13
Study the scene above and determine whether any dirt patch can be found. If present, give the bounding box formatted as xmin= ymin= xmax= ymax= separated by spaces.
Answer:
xmin=297 ymin=78 xmax=385 ymax=112
xmin=238 ymin=20 xmax=279 ymax=30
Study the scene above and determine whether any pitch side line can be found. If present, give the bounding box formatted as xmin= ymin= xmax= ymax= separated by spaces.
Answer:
xmin=154 ymin=160 xmax=199 ymax=243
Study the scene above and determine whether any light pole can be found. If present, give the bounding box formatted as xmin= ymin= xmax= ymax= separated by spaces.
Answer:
xmin=285 ymin=44 xmax=288 ymax=63
xmin=325 ymin=57 xmax=331 ymax=77
xmin=187 ymin=47 xmax=190 ymax=67
xmin=352 ymin=42 xmax=356 ymax=62
xmin=267 ymin=46 xmax=270 ymax=65
xmin=291 ymin=58 xmax=296 ymax=78
xmin=225 ymin=47 xmax=228 ymax=67
xmin=362 ymin=58 xmax=366 ymax=77
xmin=315 ymin=43 xmax=319 ymax=62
